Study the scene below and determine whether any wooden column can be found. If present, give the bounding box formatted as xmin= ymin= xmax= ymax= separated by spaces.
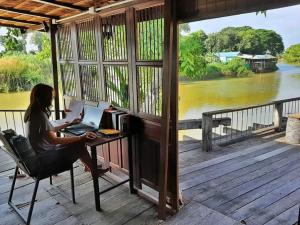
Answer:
xmin=202 ymin=113 xmax=213 ymax=152
xmin=273 ymin=102 xmax=283 ymax=131
xmin=158 ymin=0 xmax=177 ymax=219
xmin=49 ymin=20 xmax=60 ymax=120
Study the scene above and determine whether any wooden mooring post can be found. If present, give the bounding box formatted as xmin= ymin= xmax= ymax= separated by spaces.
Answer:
xmin=273 ymin=102 xmax=283 ymax=132
xmin=202 ymin=113 xmax=213 ymax=152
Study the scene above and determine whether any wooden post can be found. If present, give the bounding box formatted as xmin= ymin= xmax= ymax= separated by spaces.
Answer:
xmin=49 ymin=20 xmax=60 ymax=120
xmin=158 ymin=0 xmax=176 ymax=220
xmin=273 ymin=102 xmax=283 ymax=131
xmin=202 ymin=113 xmax=213 ymax=152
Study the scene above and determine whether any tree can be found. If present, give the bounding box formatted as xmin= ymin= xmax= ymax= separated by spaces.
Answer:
xmin=179 ymin=30 xmax=208 ymax=79
xmin=0 ymin=28 xmax=27 ymax=54
xmin=283 ymin=44 xmax=300 ymax=64
xmin=256 ymin=29 xmax=284 ymax=55
xmin=238 ymin=29 xmax=263 ymax=54
xmin=179 ymin=23 xmax=191 ymax=34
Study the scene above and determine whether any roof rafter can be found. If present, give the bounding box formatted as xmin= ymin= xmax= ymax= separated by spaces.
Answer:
xmin=32 ymin=0 xmax=88 ymax=11
xmin=0 ymin=16 xmax=41 ymax=26
xmin=0 ymin=22 xmax=27 ymax=30
xmin=0 ymin=5 xmax=59 ymax=19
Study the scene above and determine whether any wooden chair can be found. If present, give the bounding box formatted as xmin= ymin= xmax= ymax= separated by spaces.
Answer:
xmin=0 ymin=129 xmax=76 ymax=225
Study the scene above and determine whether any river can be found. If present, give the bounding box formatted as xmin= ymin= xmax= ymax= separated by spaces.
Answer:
xmin=0 ymin=63 xmax=299 ymax=139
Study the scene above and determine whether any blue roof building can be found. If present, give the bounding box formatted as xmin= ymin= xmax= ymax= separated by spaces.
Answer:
xmin=215 ymin=51 xmax=241 ymax=63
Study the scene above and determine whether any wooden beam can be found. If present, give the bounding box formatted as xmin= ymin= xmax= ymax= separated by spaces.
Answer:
xmin=177 ymin=0 xmax=300 ymax=23
xmin=0 ymin=16 xmax=40 ymax=26
xmin=0 ymin=22 xmax=27 ymax=30
xmin=49 ymin=21 xmax=60 ymax=120
xmin=32 ymin=0 xmax=88 ymax=11
xmin=0 ymin=6 xmax=59 ymax=20
xmin=158 ymin=0 xmax=176 ymax=219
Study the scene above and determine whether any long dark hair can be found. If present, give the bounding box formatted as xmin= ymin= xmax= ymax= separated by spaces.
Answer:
xmin=24 ymin=84 xmax=53 ymax=123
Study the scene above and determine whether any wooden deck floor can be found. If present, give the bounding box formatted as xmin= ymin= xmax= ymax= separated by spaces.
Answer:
xmin=0 ymin=131 xmax=299 ymax=225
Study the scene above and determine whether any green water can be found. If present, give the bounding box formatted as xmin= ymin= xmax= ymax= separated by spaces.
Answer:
xmin=0 ymin=63 xmax=299 ymax=137
xmin=178 ymin=63 xmax=300 ymax=139
xmin=179 ymin=63 xmax=300 ymax=120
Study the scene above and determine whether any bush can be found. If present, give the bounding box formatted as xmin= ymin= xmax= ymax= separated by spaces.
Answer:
xmin=283 ymin=44 xmax=300 ymax=65
xmin=220 ymin=58 xmax=252 ymax=77
xmin=0 ymin=54 xmax=51 ymax=92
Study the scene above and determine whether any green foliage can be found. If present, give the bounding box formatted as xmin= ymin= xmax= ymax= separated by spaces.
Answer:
xmin=283 ymin=44 xmax=300 ymax=64
xmin=204 ymin=26 xmax=284 ymax=55
xmin=0 ymin=54 xmax=51 ymax=92
xmin=106 ymin=67 xmax=129 ymax=108
xmin=0 ymin=28 xmax=27 ymax=54
xmin=30 ymin=32 xmax=51 ymax=60
xmin=179 ymin=23 xmax=191 ymax=34
xmin=218 ymin=58 xmax=252 ymax=77
xmin=179 ymin=30 xmax=208 ymax=79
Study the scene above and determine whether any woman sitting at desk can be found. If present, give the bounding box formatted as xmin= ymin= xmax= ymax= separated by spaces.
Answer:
xmin=24 ymin=83 xmax=109 ymax=176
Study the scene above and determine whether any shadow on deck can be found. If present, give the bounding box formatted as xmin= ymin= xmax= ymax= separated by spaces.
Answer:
xmin=0 ymin=130 xmax=299 ymax=225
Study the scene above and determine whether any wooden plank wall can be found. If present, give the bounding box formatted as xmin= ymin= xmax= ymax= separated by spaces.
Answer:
xmin=176 ymin=0 xmax=300 ymax=23
xmin=56 ymin=0 xmax=179 ymax=216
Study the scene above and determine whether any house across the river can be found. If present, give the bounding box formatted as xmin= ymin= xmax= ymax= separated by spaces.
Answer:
xmin=214 ymin=51 xmax=278 ymax=73
xmin=238 ymin=53 xmax=278 ymax=73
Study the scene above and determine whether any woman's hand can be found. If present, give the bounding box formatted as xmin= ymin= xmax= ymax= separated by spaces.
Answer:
xmin=68 ymin=118 xmax=82 ymax=126
xmin=80 ymin=132 xmax=97 ymax=141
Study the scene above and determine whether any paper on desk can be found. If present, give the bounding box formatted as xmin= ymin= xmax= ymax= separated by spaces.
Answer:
xmin=51 ymin=100 xmax=84 ymax=127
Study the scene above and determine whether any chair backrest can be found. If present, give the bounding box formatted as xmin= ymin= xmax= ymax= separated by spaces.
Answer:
xmin=0 ymin=129 xmax=39 ymax=176
xmin=0 ymin=130 xmax=20 ymax=162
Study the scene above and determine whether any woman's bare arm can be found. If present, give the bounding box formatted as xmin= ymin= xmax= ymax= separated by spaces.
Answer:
xmin=45 ymin=131 xmax=97 ymax=145
xmin=46 ymin=131 xmax=83 ymax=145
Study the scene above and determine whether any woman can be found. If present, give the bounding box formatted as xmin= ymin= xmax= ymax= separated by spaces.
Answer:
xmin=24 ymin=83 xmax=108 ymax=176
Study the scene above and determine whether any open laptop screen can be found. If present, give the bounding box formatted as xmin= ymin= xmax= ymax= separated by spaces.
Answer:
xmin=82 ymin=105 xmax=103 ymax=129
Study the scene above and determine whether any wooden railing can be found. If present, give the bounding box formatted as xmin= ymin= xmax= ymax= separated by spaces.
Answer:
xmin=200 ymin=97 xmax=300 ymax=151
xmin=0 ymin=110 xmax=64 ymax=135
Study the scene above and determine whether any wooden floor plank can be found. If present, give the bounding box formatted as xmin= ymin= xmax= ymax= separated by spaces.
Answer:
xmin=180 ymin=140 xmax=278 ymax=176
xmin=201 ymin=155 xmax=300 ymax=209
xmin=231 ymin=178 xmax=300 ymax=221
xmin=180 ymin=144 xmax=294 ymax=190
xmin=263 ymin=204 xmax=299 ymax=225
xmin=165 ymin=200 xmax=240 ymax=225
xmin=245 ymin=189 xmax=300 ymax=225
xmin=185 ymin=147 xmax=300 ymax=203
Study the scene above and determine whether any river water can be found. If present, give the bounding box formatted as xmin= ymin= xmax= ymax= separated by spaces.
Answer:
xmin=0 ymin=63 xmax=299 ymax=138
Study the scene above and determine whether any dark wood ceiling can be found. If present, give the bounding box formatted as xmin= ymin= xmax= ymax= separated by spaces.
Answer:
xmin=177 ymin=0 xmax=300 ymax=23
xmin=0 ymin=0 xmax=126 ymax=30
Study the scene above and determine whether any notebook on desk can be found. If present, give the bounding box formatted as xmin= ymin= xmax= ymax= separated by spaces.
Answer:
xmin=65 ymin=102 xmax=110 ymax=135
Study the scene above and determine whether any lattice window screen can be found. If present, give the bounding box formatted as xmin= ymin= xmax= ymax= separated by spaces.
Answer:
xmin=104 ymin=65 xmax=129 ymax=109
xmin=101 ymin=13 xmax=127 ymax=61
xmin=60 ymin=63 xmax=76 ymax=97
xmin=137 ymin=66 xmax=162 ymax=116
xmin=79 ymin=65 xmax=100 ymax=102
xmin=77 ymin=19 xmax=97 ymax=61
xmin=57 ymin=25 xmax=73 ymax=60
xmin=136 ymin=5 xmax=164 ymax=61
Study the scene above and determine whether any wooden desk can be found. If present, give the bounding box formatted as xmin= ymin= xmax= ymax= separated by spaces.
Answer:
xmin=86 ymin=133 xmax=135 ymax=211
xmin=61 ymin=131 xmax=135 ymax=211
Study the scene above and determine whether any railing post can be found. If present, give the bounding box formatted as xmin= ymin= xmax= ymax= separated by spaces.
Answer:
xmin=202 ymin=113 xmax=213 ymax=152
xmin=274 ymin=102 xmax=283 ymax=132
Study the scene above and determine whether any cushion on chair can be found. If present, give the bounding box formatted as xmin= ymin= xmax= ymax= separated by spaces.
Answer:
xmin=10 ymin=135 xmax=40 ymax=177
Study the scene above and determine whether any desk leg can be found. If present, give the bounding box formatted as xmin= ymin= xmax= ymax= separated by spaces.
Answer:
xmin=91 ymin=146 xmax=101 ymax=211
xmin=127 ymin=135 xmax=136 ymax=194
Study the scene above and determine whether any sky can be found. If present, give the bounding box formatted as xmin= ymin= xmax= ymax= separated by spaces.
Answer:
xmin=187 ymin=5 xmax=300 ymax=49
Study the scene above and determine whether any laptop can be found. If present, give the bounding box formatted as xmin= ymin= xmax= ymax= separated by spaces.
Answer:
xmin=65 ymin=105 xmax=104 ymax=135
